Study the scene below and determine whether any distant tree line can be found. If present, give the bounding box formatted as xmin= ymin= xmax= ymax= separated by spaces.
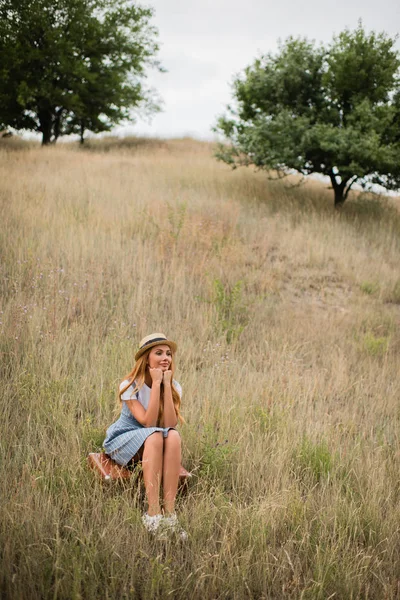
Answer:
xmin=0 ymin=0 xmax=162 ymax=144
xmin=215 ymin=24 xmax=400 ymax=206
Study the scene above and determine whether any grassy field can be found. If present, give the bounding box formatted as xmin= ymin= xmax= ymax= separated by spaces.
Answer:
xmin=1 ymin=136 xmax=400 ymax=599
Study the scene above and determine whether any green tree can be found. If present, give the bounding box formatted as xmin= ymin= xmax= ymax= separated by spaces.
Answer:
xmin=215 ymin=24 xmax=400 ymax=206
xmin=0 ymin=0 xmax=162 ymax=144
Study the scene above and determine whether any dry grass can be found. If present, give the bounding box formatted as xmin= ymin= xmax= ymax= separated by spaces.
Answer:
xmin=1 ymin=136 xmax=400 ymax=599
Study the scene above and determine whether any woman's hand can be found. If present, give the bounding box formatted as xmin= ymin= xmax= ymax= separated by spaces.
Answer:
xmin=149 ymin=368 xmax=163 ymax=384
xmin=163 ymin=370 xmax=172 ymax=384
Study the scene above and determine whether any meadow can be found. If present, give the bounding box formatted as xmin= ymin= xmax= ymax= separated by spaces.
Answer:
xmin=1 ymin=136 xmax=399 ymax=599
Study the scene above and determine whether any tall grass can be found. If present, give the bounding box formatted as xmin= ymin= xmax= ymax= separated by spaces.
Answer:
xmin=1 ymin=137 xmax=399 ymax=599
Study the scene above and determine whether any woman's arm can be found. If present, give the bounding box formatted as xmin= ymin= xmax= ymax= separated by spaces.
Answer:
xmin=126 ymin=369 xmax=163 ymax=427
xmin=162 ymin=370 xmax=178 ymax=427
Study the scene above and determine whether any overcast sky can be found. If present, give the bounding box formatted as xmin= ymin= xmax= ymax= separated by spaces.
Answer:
xmin=118 ymin=0 xmax=400 ymax=140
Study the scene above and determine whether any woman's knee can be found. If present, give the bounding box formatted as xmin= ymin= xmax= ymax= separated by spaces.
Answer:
xmin=144 ymin=431 xmax=164 ymax=452
xmin=165 ymin=429 xmax=181 ymax=449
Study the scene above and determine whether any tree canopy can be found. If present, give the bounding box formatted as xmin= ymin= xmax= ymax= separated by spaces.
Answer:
xmin=215 ymin=24 xmax=400 ymax=206
xmin=0 ymin=0 xmax=162 ymax=144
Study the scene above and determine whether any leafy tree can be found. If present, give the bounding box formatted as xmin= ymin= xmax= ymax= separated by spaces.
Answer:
xmin=215 ymin=24 xmax=400 ymax=206
xmin=0 ymin=0 xmax=162 ymax=144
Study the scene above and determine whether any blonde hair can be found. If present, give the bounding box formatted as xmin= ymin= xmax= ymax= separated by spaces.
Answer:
xmin=119 ymin=348 xmax=183 ymax=425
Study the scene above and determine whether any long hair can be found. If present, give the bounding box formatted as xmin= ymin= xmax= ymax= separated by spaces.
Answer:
xmin=119 ymin=348 xmax=183 ymax=425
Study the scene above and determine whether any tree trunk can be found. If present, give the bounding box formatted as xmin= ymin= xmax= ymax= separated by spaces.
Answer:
xmin=41 ymin=118 xmax=53 ymax=145
xmin=39 ymin=108 xmax=53 ymax=145
xmin=329 ymin=170 xmax=347 ymax=208
xmin=334 ymin=185 xmax=345 ymax=207
xmin=53 ymin=108 xmax=64 ymax=142
xmin=80 ymin=121 xmax=85 ymax=145
xmin=329 ymin=170 xmax=359 ymax=207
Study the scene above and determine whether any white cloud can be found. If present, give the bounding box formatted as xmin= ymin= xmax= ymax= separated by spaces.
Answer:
xmin=130 ymin=0 xmax=400 ymax=139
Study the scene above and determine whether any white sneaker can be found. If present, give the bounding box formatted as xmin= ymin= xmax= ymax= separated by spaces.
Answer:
xmin=162 ymin=513 xmax=188 ymax=541
xmin=141 ymin=513 xmax=163 ymax=534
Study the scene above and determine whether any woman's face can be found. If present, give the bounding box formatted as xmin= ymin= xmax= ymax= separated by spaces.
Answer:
xmin=147 ymin=344 xmax=172 ymax=372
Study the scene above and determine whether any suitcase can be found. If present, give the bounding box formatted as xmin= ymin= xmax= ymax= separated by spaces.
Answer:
xmin=88 ymin=452 xmax=192 ymax=484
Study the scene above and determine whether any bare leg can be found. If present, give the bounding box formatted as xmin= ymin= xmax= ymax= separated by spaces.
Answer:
xmin=142 ymin=432 xmax=163 ymax=516
xmin=162 ymin=430 xmax=181 ymax=514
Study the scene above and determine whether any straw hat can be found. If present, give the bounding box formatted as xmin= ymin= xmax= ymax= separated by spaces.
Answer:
xmin=135 ymin=333 xmax=177 ymax=361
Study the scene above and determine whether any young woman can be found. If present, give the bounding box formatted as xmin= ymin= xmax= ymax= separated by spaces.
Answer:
xmin=103 ymin=333 xmax=187 ymax=539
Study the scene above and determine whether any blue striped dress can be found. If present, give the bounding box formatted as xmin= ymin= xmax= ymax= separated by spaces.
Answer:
xmin=103 ymin=379 xmax=182 ymax=466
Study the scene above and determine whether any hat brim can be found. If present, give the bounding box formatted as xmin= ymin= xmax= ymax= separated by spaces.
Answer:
xmin=135 ymin=340 xmax=177 ymax=362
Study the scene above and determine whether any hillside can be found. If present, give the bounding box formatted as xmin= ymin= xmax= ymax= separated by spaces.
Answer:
xmin=1 ymin=137 xmax=399 ymax=599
